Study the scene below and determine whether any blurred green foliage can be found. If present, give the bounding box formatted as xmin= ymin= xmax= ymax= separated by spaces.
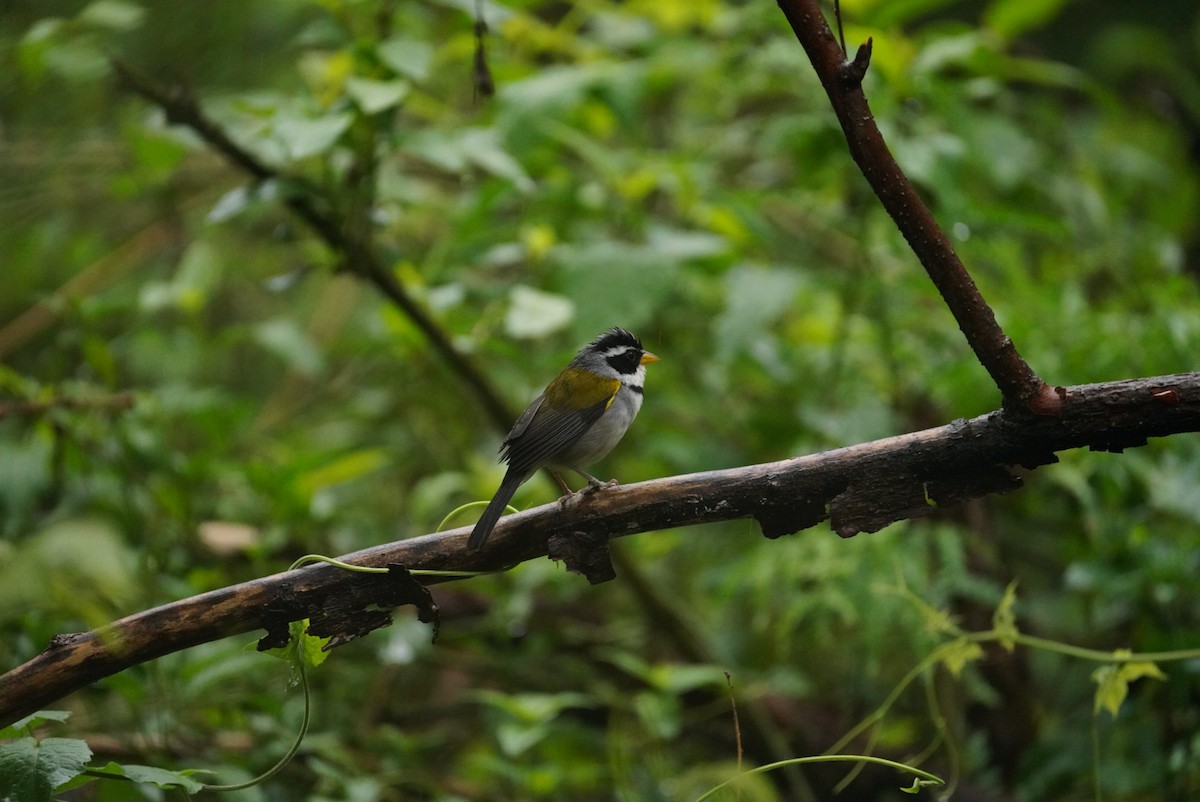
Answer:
xmin=2 ymin=0 xmax=1200 ymax=799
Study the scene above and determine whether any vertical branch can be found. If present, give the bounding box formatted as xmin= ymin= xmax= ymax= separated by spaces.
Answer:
xmin=776 ymin=1 xmax=1060 ymax=415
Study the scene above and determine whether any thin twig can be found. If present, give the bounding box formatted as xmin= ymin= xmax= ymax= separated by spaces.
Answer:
xmin=833 ymin=0 xmax=847 ymax=56
xmin=726 ymin=672 xmax=744 ymax=772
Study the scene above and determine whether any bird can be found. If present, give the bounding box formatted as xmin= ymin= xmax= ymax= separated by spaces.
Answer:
xmin=468 ymin=327 xmax=659 ymax=551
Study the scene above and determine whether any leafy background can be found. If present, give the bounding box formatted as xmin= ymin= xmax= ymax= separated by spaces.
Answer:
xmin=2 ymin=0 xmax=1199 ymax=799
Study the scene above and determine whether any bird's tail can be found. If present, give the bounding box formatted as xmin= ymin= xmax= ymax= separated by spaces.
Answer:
xmin=468 ymin=470 xmax=527 ymax=551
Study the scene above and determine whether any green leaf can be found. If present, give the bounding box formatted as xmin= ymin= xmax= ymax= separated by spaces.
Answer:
xmin=476 ymin=691 xmax=594 ymax=725
xmin=476 ymin=691 xmax=594 ymax=756
xmin=295 ymin=448 xmax=388 ymax=496
xmin=207 ymin=180 xmax=279 ymax=224
xmin=345 ymin=77 xmax=410 ymax=114
xmin=139 ymin=241 xmax=224 ymax=314
xmin=406 ymin=128 xmax=534 ymax=190
xmin=77 ymin=0 xmax=145 ymax=31
xmin=501 ymin=62 xmax=641 ymax=109
xmin=633 ymin=689 xmax=682 ymax=740
xmin=1118 ymin=661 xmax=1168 ymax=683
xmin=377 ymin=37 xmax=433 ymax=82
xmin=1092 ymin=652 xmax=1167 ymax=717
xmin=293 ymin=620 xmax=332 ymax=669
xmin=1092 ymin=665 xmax=1125 ymax=717
xmin=0 ymin=520 xmax=137 ymax=613
xmin=494 ymin=719 xmax=549 ymax=757
xmin=900 ymin=587 xmax=960 ymax=637
xmin=504 ymin=286 xmax=575 ymax=339
xmin=557 ymin=242 xmax=681 ymax=336
xmin=254 ymin=317 xmax=325 ymax=377
xmin=713 ymin=266 xmax=801 ymax=363
xmin=940 ymin=637 xmax=984 ymax=677
xmin=265 ymin=620 xmax=332 ymax=678
xmin=271 ymin=113 xmax=352 ymax=161
xmin=645 ymin=226 xmax=728 ymax=261
xmin=93 ymin=762 xmax=206 ymax=793
xmin=646 ymin=663 xmax=729 ymax=694
xmin=992 ymin=580 xmax=1019 ymax=651
xmin=984 ymin=0 xmax=1070 ymax=39
xmin=0 ymin=711 xmax=72 ymax=742
xmin=0 ymin=737 xmax=92 ymax=802
xmin=459 ymin=129 xmax=535 ymax=192
xmin=19 ymin=17 xmax=64 ymax=48
xmin=18 ymin=20 xmax=108 ymax=80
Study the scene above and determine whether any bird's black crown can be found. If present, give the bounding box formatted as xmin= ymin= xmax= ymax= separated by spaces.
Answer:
xmin=587 ymin=327 xmax=643 ymax=355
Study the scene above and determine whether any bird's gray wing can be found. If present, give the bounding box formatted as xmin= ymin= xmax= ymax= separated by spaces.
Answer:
xmin=504 ymin=394 xmax=545 ymax=442
xmin=501 ymin=395 xmax=610 ymax=476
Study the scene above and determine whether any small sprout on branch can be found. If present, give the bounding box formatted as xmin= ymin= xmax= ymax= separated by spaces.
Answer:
xmin=839 ymin=37 xmax=873 ymax=87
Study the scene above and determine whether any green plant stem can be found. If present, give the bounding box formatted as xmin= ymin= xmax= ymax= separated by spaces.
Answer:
xmin=921 ymin=663 xmax=959 ymax=799
xmin=965 ymin=630 xmax=1200 ymax=663
xmin=290 ymin=554 xmax=389 ymax=573
xmin=825 ymin=645 xmax=948 ymax=755
xmin=437 ymin=501 xmax=517 ymax=533
xmin=289 ymin=552 xmax=485 ymax=578
xmin=694 ymin=755 xmax=944 ymax=801
xmin=201 ymin=658 xmax=311 ymax=792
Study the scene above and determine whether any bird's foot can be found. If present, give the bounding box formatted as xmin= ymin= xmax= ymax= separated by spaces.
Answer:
xmin=557 ymin=478 xmax=618 ymax=508
xmin=557 ymin=491 xmax=582 ymax=510
xmin=580 ymin=478 xmax=619 ymax=496
xmin=574 ymin=467 xmax=617 ymax=496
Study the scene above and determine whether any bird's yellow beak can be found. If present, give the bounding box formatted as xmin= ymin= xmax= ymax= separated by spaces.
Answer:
xmin=640 ymin=351 xmax=660 ymax=365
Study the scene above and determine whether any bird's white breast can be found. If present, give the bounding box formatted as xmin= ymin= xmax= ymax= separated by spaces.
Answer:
xmin=554 ymin=378 xmax=643 ymax=468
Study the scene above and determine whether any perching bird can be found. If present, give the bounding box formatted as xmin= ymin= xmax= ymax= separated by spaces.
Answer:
xmin=468 ymin=327 xmax=659 ymax=551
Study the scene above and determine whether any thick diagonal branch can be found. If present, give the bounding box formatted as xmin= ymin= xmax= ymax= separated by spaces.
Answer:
xmin=110 ymin=59 xmax=514 ymax=431
xmin=3 ymin=372 xmax=1197 ymax=727
xmin=776 ymin=0 xmax=1058 ymax=415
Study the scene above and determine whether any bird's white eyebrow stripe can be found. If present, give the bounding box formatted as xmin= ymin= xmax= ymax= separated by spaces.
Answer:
xmin=601 ymin=345 xmax=634 ymax=359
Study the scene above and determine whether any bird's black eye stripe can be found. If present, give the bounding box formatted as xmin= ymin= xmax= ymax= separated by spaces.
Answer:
xmin=606 ymin=346 xmax=644 ymax=375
